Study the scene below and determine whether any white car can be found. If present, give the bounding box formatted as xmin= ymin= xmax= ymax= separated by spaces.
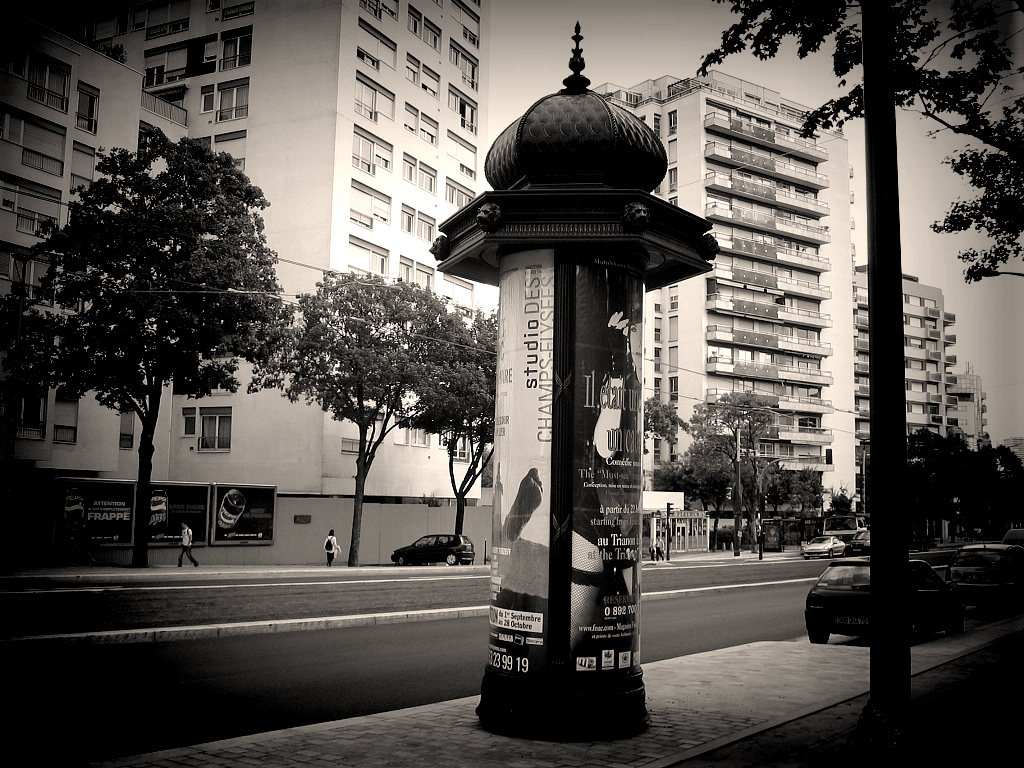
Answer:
xmin=802 ymin=535 xmax=847 ymax=560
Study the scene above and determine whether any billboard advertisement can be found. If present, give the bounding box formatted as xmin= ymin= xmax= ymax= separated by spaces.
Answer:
xmin=58 ymin=479 xmax=135 ymax=545
xmin=487 ymin=249 xmax=555 ymax=677
xmin=147 ymin=483 xmax=210 ymax=545
xmin=210 ymin=484 xmax=276 ymax=544
xmin=570 ymin=256 xmax=645 ymax=675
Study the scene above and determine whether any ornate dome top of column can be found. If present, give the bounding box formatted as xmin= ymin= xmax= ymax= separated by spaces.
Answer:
xmin=484 ymin=24 xmax=668 ymax=192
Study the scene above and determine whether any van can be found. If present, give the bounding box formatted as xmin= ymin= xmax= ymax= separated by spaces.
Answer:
xmin=1001 ymin=529 xmax=1024 ymax=546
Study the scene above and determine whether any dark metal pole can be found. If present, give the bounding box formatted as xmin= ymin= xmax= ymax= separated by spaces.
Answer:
xmin=856 ymin=0 xmax=910 ymax=753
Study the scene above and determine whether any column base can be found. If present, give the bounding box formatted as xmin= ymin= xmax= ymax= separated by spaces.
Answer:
xmin=476 ymin=667 xmax=649 ymax=741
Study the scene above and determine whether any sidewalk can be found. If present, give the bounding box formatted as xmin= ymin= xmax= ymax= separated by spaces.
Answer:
xmin=80 ymin=613 xmax=1024 ymax=768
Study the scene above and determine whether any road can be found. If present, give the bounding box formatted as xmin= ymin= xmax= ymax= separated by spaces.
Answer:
xmin=11 ymin=581 xmax=814 ymax=764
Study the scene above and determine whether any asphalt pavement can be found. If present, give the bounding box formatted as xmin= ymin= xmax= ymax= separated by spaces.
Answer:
xmin=5 ymin=547 xmax=1021 ymax=767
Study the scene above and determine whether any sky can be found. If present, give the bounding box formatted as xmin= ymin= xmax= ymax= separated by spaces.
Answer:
xmin=481 ymin=0 xmax=1023 ymax=446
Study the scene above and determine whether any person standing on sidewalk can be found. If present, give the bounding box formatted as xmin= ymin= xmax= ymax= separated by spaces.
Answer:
xmin=324 ymin=529 xmax=339 ymax=566
xmin=178 ymin=522 xmax=199 ymax=567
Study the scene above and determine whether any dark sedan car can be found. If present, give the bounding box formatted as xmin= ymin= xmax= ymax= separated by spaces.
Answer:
xmin=391 ymin=534 xmax=475 ymax=566
xmin=804 ymin=558 xmax=963 ymax=645
xmin=945 ymin=543 xmax=1024 ymax=609
xmin=847 ymin=529 xmax=870 ymax=557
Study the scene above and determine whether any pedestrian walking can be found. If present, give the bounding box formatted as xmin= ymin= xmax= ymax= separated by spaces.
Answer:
xmin=178 ymin=522 xmax=199 ymax=567
xmin=324 ymin=529 xmax=339 ymax=566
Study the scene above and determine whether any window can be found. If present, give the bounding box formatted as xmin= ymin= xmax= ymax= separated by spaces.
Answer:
xmin=355 ymin=75 xmax=395 ymax=122
xmin=16 ymin=394 xmax=47 ymax=440
xmin=200 ymin=84 xmax=215 ymax=112
xmin=213 ymin=130 xmax=246 ymax=170
xmin=416 ymin=212 xmax=435 ymax=241
xmin=119 ymin=409 xmax=135 ymax=450
xmin=448 ymin=88 xmax=477 ymax=134
xmin=222 ymin=31 xmax=252 ymax=70
xmin=76 ymin=84 xmax=99 ymax=133
xmin=421 ymin=66 xmax=440 ymax=98
xmin=668 ymin=168 xmax=678 ymax=191
xmin=408 ymin=7 xmax=441 ymax=49
xmin=51 ymin=394 xmax=77 ymax=444
xmin=446 ymin=179 xmax=473 ymax=209
xmin=350 ymin=182 xmax=390 ymax=229
xmin=198 ymin=407 xmax=232 ymax=450
xmin=669 ymin=315 xmax=678 ymax=342
xmin=349 ymin=237 xmax=388 ymax=274
xmin=222 ymin=3 xmax=255 ymax=21
xmin=667 ymin=139 xmax=676 ymax=164
xmin=419 ymin=114 xmax=438 ymax=145
xmin=449 ymin=42 xmax=479 ymax=90
xmin=401 ymin=204 xmax=415 ymax=234
xmin=670 ymin=293 xmax=678 ymax=310
xmin=417 ymin=163 xmax=436 ymax=194
xmin=352 ymin=128 xmax=393 ymax=175
xmin=668 ymin=110 xmax=677 ymax=134
xmin=403 ymin=154 xmax=417 ymax=183
xmin=399 ymin=257 xmax=414 ymax=282
xmin=71 ymin=142 xmax=96 ymax=192
xmin=5 ymin=113 xmax=67 ymax=176
xmin=142 ymin=1 xmax=191 ymax=38
xmin=25 ymin=54 xmax=71 ymax=112
xmin=669 ymin=377 xmax=679 ymax=401
xmin=447 ymin=132 xmax=477 ymax=179
xmin=415 ymin=263 xmax=434 ymax=289
xmin=406 ymin=54 xmax=421 ymax=85
xmin=356 ymin=20 xmax=396 ymax=71
xmin=6 ymin=180 xmax=60 ymax=237
xmin=341 ymin=438 xmax=359 ymax=454
xmin=404 ymin=104 xmax=419 ymax=134
xmin=182 ymin=407 xmax=196 ymax=436
xmin=217 ymin=79 xmax=249 ymax=121
xmin=361 ymin=0 xmax=398 ymax=20
xmin=451 ymin=1 xmax=480 ymax=47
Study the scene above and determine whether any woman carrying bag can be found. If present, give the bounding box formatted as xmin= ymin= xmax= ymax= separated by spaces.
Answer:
xmin=324 ymin=529 xmax=339 ymax=566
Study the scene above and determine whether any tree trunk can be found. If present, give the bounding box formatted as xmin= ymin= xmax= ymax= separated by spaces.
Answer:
xmin=454 ymin=493 xmax=466 ymax=535
xmin=348 ymin=448 xmax=368 ymax=567
xmin=131 ymin=417 xmax=157 ymax=568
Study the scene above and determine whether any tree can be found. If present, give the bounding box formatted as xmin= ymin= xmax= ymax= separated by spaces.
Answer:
xmin=790 ymin=468 xmax=825 ymax=516
xmin=700 ymin=0 xmax=1023 ymax=282
xmin=682 ymin=391 xmax=777 ymax=551
xmin=827 ymin=484 xmax=855 ymax=515
xmin=644 ymin=397 xmax=685 ymax=457
xmin=763 ymin=466 xmax=794 ymax=515
xmin=11 ymin=129 xmax=290 ymax=567
xmin=253 ymin=274 xmax=463 ymax=567
xmin=410 ymin=308 xmax=497 ymax=535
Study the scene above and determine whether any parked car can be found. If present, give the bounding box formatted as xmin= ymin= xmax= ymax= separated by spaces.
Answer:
xmin=1001 ymin=529 xmax=1024 ymax=547
xmin=802 ymin=536 xmax=847 ymax=560
xmin=391 ymin=534 xmax=475 ymax=566
xmin=804 ymin=558 xmax=964 ymax=645
xmin=847 ymin=529 xmax=871 ymax=557
xmin=945 ymin=543 xmax=1024 ymax=609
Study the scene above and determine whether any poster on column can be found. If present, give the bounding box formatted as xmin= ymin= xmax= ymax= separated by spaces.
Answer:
xmin=487 ymin=249 xmax=554 ymax=678
xmin=570 ymin=255 xmax=645 ymax=675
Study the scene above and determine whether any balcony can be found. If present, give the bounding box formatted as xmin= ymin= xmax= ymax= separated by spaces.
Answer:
xmin=705 ymin=201 xmax=831 ymax=244
xmin=705 ymin=356 xmax=779 ymax=381
xmin=145 ymin=17 xmax=190 ymax=40
xmin=704 ymin=113 xmax=829 ymax=162
xmin=704 ymin=142 xmax=830 ymax=189
xmin=706 ymin=324 xmax=780 ymax=351
xmin=705 ymin=292 xmax=779 ymax=321
xmin=141 ymin=90 xmax=187 ymax=127
xmin=777 ymin=304 xmax=832 ymax=329
xmin=777 ymin=424 xmax=833 ymax=444
xmin=714 ymin=234 xmax=832 ymax=273
xmin=711 ymin=262 xmax=780 ymax=291
xmin=704 ymin=172 xmax=829 ymax=217
xmin=778 ymin=394 xmax=834 ymax=414
xmin=777 ymin=334 xmax=832 ymax=357
xmin=943 ymin=311 xmax=956 ymax=325
xmin=854 ymin=313 xmax=869 ymax=330
xmin=945 ymin=354 xmax=957 ymax=366
xmin=705 ymin=390 xmax=780 ymax=408
xmin=944 ymin=333 xmax=956 ymax=345
xmin=776 ymin=364 xmax=833 ymax=386
xmin=27 ymin=82 xmax=69 ymax=112
xmin=777 ymin=274 xmax=831 ymax=301
xmin=779 ymin=456 xmax=832 ymax=472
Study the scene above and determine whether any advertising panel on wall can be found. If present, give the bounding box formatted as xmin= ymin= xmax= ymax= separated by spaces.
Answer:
xmin=58 ymin=478 xmax=135 ymax=545
xmin=210 ymin=484 xmax=276 ymax=544
xmin=147 ymin=483 xmax=211 ymax=545
xmin=487 ymin=249 xmax=555 ymax=678
xmin=570 ymin=255 xmax=645 ymax=675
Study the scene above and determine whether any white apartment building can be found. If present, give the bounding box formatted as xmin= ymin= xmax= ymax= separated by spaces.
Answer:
xmin=4 ymin=2 xmax=491 ymax=506
xmin=592 ymin=72 xmax=857 ymax=507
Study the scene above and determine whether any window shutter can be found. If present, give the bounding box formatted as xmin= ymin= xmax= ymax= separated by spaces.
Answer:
xmin=22 ymin=120 xmax=65 ymax=159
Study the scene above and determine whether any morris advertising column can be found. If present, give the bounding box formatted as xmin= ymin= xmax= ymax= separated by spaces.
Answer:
xmin=433 ymin=26 xmax=718 ymax=740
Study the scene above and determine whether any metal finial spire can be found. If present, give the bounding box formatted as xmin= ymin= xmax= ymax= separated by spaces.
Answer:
xmin=561 ymin=22 xmax=591 ymax=94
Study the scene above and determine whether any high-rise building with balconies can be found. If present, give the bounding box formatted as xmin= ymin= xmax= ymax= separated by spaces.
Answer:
xmin=4 ymin=2 xmax=491 ymax=508
xmin=592 ymin=72 xmax=856 ymax=507
xmin=852 ymin=268 xmax=964 ymax=503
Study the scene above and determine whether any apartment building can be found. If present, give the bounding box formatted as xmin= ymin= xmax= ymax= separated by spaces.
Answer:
xmin=852 ymin=268 xmax=967 ymax=501
xmin=592 ymin=72 xmax=857 ymax=506
xmin=4 ymin=2 xmax=490 ymax=504
xmin=2 ymin=14 xmax=187 ymax=474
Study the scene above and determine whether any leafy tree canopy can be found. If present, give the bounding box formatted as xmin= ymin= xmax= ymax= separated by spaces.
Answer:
xmin=700 ymin=0 xmax=1023 ymax=281
xmin=12 ymin=128 xmax=291 ymax=565
xmin=253 ymin=274 xmax=467 ymax=566
xmin=643 ymin=397 xmax=685 ymax=454
xmin=411 ymin=308 xmax=497 ymax=534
